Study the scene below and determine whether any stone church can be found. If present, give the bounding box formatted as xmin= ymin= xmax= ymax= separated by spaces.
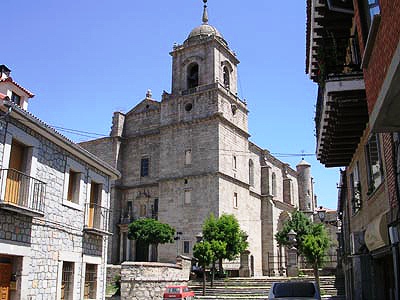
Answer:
xmin=80 ymin=1 xmax=317 ymax=276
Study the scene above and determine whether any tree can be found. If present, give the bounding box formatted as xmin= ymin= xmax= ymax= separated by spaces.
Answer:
xmin=302 ymin=224 xmax=330 ymax=289
xmin=203 ymin=214 xmax=248 ymax=274
xmin=128 ymin=218 xmax=175 ymax=261
xmin=193 ymin=241 xmax=214 ymax=296
xmin=275 ymin=210 xmax=312 ymax=253
xmin=275 ymin=212 xmax=331 ymax=291
xmin=209 ymin=240 xmax=227 ymax=287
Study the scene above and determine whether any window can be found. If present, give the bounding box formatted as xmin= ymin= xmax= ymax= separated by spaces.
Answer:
xmin=233 ymin=192 xmax=238 ymax=208
xmin=140 ymin=158 xmax=149 ymax=177
xmin=233 ymin=156 xmax=237 ymax=169
xmin=187 ymin=63 xmax=199 ymax=89
xmin=185 ymin=103 xmax=193 ymax=112
xmin=365 ymin=134 xmax=383 ymax=194
xmin=359 ymin=0 xmax=380 ymax=38
xmin=272 ymin=173 xmax=277 ymax=196
xmin=5 ymin=140 xmax=28 ymax=205
xmin=366 ymin=0 xmax=380 ymax=23
xmin=84 ymin=264 xmax=97 ymax=300
xmin=185 ymin=149 xmax=192 ymax=165
xmin=61 ymin=262 xmax=74 ymax=300
xmin=223 ymin=66 xmax=230 ymax=88
xmin=2 ymin=125 xmax=41 ymax=213
xmin=88 ymin=181 xmax=102 ymax=228
xmin=10 ymin=92 xmax=21 ymax=105
xmin=183 ymin=241 xmax=190 ymax=254
xmin=184 ymin=190 xmax=191 ymax=204
xmin=67 ymin=170 xmax=80 ymax=204
xmin=350 ymin=162 xmax=362 ymax=214
xmin=152 ymin=198 xmax=159 ymax=218
xmin=249 ymin=159 xmax=254 ymax=187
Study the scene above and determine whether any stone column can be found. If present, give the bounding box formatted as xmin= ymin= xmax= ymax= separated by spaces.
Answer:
xmin=239 ymin=250 xmax=250 ymax=277
xmin=286 ymin=247 xmax=298 ymax=277
xmin=261 ymin=196 xmax=273 ymax=275
xmin=119 ymin=232 xmax=124 ymax=263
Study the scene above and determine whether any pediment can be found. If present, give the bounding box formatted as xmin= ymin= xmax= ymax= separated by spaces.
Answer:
xmin=127 ymin=98 xmax=160 ymax=115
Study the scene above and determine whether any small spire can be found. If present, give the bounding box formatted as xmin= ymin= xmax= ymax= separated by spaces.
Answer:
xmin=146 ymin=89 xmax=152 ymax=98
xmin=202 ymin=0 xmax=209 ymax=24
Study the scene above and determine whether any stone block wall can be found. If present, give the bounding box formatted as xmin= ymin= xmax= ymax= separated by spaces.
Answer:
xmin=0 ymin=118 xmax=111 ymax=300
xmin=120 ymin=256 xmax=192 ymax=300
xmin=0 ymin=211 xmax=32 ymax=244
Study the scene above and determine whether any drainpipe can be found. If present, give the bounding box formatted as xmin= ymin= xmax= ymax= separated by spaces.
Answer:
xmin=392 ymin=133 xmax=400 ymax=300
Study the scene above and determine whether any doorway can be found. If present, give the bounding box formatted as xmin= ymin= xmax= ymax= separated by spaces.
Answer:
xmin=0 ymin=261 xmax=12 ymax=300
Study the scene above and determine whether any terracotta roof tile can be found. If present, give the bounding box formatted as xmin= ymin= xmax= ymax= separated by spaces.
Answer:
xmin=0 ymin=77 xmax=35 ymax=98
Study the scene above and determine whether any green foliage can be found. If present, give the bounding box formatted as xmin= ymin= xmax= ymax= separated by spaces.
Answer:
xmin=302 ymin=224 xmax=330 ymax=267
xmin=193 ymin=241 xmax=215 ymax=266
xmin=128 ymin=218 xmax=175 ymax=246
xmin=275 ymin=211 xmax=312 ymax=253
xmin=210 ymin=240 xmax=227 ymax=260
xmin=203 ymin=214 xmax=248 ymax=261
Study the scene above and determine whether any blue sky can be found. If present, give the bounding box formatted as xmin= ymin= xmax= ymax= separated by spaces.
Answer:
xmin=3 ymin=0 xmax=340 ymax=209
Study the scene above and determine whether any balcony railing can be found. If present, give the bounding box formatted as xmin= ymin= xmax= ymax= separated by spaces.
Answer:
xmin=0 ymin=168 xmax=46 ymax=216
xmin=84 ymin=203 xmax=110 ymax=235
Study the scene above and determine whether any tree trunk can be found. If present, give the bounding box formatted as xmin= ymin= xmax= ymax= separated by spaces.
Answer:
xmin=202 ymin=263 xmax=206 ymax=296
xmin=313 ymin=261 xmax=320 ymax=293
xmin=219 ymin=257 xmax=223 ymax=275
xmin=211 ymin=261 xmax=215 ymax=287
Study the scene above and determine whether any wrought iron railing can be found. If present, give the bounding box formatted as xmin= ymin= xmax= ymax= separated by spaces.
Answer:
xmin=85 ymin=203 xmax=110 ymax=233
xmin=0 ymin=168 xmax=46 ymax=214
xmin=298 ymin=254 xmax=338 ymax=270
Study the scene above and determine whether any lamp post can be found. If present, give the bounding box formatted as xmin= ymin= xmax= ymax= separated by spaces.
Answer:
xmin=317 ymin=206 xmax=327 ymax=223
xmin=317 ymin=206 xmax=341 ymax=227
xmin=174 ymin=231 xmax=183 ymax=256
xmin=286 ymin=229 xmax=298 ymax=277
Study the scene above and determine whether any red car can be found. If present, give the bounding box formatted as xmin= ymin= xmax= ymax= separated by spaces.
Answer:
xmin=163 ymin=285 xmax=195 ymax=300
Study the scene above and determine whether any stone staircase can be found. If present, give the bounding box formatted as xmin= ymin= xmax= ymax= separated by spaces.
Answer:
xmin=189 ymin=275 xmax=345 ymax=299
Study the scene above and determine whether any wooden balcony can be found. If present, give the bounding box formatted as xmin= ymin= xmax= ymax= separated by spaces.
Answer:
xmin=84 ymin=203 xmax=111 ymax=236
xmin=0 ymin=168 xmax=46 ymax=217
xmin=315 ymin=74 xmax=368 ymax=167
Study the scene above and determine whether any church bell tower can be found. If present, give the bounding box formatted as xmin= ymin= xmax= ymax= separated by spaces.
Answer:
xmin=163 ymin=0 xmax=248 ymax=133
xmin=170 ymin=0 xmax=239 ymax=95
xmin=157 ymin=0 xmax=250 ymax=262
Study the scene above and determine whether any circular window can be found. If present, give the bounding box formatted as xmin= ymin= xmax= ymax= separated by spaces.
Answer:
xmin=231 ymin=104 xmax=238 ymax=115
xmin=185 ymin=103 xmax=193 ymax=112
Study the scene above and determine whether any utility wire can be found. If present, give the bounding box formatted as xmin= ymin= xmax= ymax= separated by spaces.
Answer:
xmin=6 ymin=114 xmax=314 ymax=157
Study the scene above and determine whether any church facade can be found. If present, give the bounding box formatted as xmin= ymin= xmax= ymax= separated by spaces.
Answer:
xmin=80 ymin=2 xmax=317 ymax=276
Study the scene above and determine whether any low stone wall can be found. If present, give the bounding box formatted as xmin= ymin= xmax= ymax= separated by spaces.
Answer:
xmin=106 ymin=265 xmax=121 ymax=288
xmin=121 ymin=256 xmax=192 ymax=300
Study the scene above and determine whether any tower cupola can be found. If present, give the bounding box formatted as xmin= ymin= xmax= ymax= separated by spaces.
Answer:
xmin=170 ymin=0 xmax=239 ymax=95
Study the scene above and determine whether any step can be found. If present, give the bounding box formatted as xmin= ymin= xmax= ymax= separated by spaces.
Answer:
xmin=189 ymin=275 xmax=345 ymax=299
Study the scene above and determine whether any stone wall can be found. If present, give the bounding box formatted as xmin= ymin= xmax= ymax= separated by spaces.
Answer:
xmin=121 ymin=256 xmax=192 ymax=300
xmin=0 ymin=117 xmax=111 ymax=299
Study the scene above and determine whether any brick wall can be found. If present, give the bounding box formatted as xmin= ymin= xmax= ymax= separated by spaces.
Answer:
xmin=354 ymin=0 xmax=400 ymax=113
